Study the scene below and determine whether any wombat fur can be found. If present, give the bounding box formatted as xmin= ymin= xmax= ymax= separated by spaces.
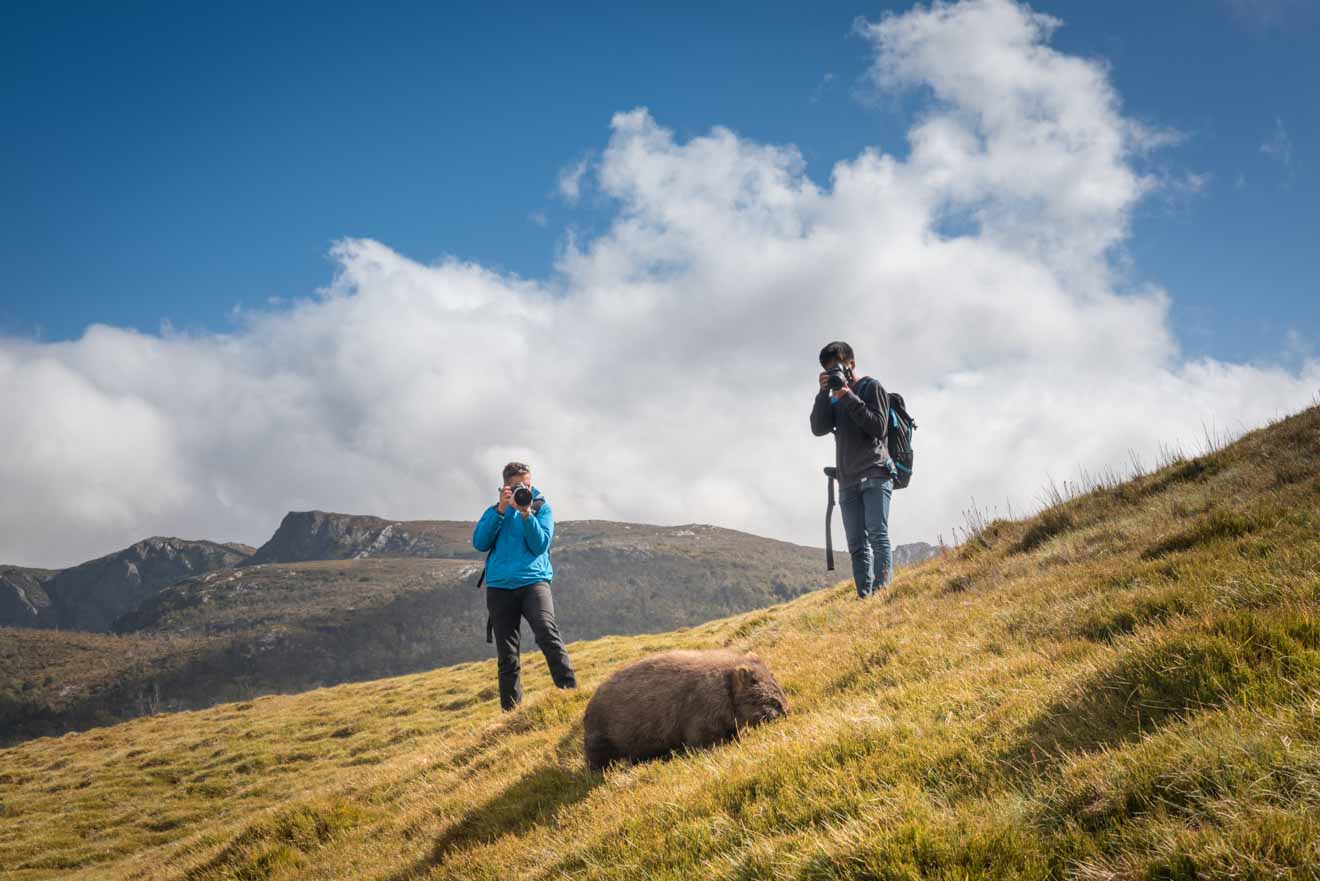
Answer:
xmin=582 ymin=649 xmax=788 ymax=771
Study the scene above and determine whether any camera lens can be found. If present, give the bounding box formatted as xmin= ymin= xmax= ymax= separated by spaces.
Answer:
xmin=513 ymin=486 xmax=533 ymax=507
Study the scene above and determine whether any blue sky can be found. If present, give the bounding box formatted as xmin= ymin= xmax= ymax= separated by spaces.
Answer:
xmin=2 ymin=0 xmax=1316 ymax=364
xmin=4 ymin=0 xmax=1320 ymax=567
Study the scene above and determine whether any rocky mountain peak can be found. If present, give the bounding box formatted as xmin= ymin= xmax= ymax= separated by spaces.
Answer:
xmin=249 ymin=511 xmax=478 ymax=564
xmin=22 ymin=538 xmax=253 ymax=632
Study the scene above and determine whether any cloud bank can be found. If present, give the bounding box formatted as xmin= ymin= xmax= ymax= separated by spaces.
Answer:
xmin=3 ymin=0 xmax=1317 ymax=568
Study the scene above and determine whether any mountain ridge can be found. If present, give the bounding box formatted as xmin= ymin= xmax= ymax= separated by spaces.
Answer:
xmin=1 ymin=510 xmax=939 ymax=635
xmin=1 ymin=538 xmax=253 ymax=631
xmin=3 ymin=518 xmax=942 ymax=743
xmin=248 ymin=511 xmax=479 ymax=564
xmin=1 ymin=511 xmax=938 ymax=742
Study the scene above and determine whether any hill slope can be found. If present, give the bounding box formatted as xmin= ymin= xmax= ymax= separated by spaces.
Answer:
xmin=2 ymin=522 xmax=839 ymax=742
xmin=2 ymin=405 xmax=1316 ymax=880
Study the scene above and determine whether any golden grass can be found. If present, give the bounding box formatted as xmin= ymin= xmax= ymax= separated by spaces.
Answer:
xmin=2 ymin=406 xmax=1319 ymax=880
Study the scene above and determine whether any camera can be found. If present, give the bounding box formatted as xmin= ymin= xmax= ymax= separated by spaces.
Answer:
xmin=825 ymin=364 xmax=854 ymax=391
xmin=513 ymin=485 xmax=534 ymax=507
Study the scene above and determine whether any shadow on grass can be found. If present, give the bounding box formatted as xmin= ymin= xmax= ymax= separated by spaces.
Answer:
xmin=1008 ymin=612 xmax=1320 ymax=777
xmin=1005 ymin=633 xmax=1246 ymax=774
xmin=429 ymin=763 xmax=601 ymax=859
xmin=1140 ymin=508 xmax=1262 ymax=560
xmin=386 ymin=727 xmax=602 ymax=880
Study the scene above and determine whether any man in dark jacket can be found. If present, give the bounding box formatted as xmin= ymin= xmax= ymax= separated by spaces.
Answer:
xmin=810 ymin=341 xmax=896 ymax=597
xmin=472 ymin=461 xmax=577 ymax=710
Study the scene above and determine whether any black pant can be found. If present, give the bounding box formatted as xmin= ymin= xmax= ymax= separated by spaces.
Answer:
xmin=486 ymin=582 xmax=577 ymax=711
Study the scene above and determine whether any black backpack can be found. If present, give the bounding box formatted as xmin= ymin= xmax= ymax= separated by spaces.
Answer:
xmin=885 ymin=391 xmax=916 ymax=490
xmin=822 ymin=384 xmax=916 ymax=571
xmin=854 ymin=378 xmax=916 ymax=490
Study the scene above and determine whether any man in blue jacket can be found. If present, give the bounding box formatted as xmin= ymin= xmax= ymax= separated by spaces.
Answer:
xmin=473 ymin=461 xmax=577 ymax=711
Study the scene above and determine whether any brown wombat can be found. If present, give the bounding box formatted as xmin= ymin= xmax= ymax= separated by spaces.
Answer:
xmin=582 ymin=649 xmax=788 ymax=771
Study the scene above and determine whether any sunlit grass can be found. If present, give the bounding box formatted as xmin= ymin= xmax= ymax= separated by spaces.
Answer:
xmin=2 ymin=405 xmax=1318 ymax=880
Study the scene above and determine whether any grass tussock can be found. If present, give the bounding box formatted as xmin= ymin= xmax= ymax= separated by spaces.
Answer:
xmin=1140 ymin=507 xmax=1268 ymax=559
xmin=1016 ymin=509 xmax=1076 ymax=554
xmin=1135 ymin=455 xmax=1223 ymax=498
xmin=189 ymin=798 xmax=370 ymax=881
xmin=2 ymin=405 xmax=1320 ymax=881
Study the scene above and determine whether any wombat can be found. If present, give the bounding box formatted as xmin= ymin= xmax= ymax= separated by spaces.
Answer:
xmin=582 ymin=649 xmax=788 ymax=771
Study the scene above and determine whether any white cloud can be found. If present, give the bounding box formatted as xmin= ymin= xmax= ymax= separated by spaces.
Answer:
xmin=1285 ymin=327 xmax=1312 ymax=363
xmin=1156 ymin=169 xmax=1212 ymax=211
xmin=3 ymin=0 xmax=1318 ymax=568
xmin=1182 ymin=171 xmax=1211 ymax=194
xmin=1261 ymin=116 xmax=1293 ymax=167
xmin=810 ymin=72 xmax=836 ymax=104
xmin=557 ymin=155 xmax=592 ymax=203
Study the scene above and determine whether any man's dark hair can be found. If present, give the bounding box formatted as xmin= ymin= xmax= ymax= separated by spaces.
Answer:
xmin=502 ymin=461 xmax=531 ymax=482
xmin=819 ymin=341 xmax=855 ymax=368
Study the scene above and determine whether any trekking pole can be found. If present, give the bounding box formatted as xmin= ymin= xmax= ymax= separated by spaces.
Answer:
xmin=824 ymin=466 xmax=838 ymax=571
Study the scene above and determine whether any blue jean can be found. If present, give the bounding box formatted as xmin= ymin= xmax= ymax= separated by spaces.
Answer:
xmin=839 ymin=474 xmax=893 ymax=597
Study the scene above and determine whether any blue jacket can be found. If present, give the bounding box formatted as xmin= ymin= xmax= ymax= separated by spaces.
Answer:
xmin=471 ymin=487 xmax=554 ymax=588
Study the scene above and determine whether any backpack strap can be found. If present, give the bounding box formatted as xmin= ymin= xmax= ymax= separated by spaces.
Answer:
xmin=853 ymin=376 xmax=890 ymax=442
xmin=476 ymin=509 xmax=503 ymax=590
xmin=477 ymin=509 xmax=503 ymax=643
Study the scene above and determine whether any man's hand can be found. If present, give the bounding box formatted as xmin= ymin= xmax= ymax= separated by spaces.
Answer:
xmin=818 ymin=371 xmax=830 ymax=393
xmin=497 ymin=486 xmax=514 ymax=514
xmin=830 ymin=384 xmax=850 ymax=400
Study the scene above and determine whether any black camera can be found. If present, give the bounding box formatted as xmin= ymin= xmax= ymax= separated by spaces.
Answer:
xmin=826 ymin=364 xmax=854 ymax=391
xmin=513 ymin=485 xmax=534 ymax=507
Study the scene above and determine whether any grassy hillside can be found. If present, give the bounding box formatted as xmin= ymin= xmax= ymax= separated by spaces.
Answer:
xmin=1 ymin=406 xmax=1317 ymax=880
xmin=0 ymin=628 xmax=216 ymax=736
xmin=2 ymin=524 xmax=833 ymax=744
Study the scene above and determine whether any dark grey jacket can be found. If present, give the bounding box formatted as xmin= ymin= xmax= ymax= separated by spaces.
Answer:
xmin=811 ymin=377 xmax=893 ymax=487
